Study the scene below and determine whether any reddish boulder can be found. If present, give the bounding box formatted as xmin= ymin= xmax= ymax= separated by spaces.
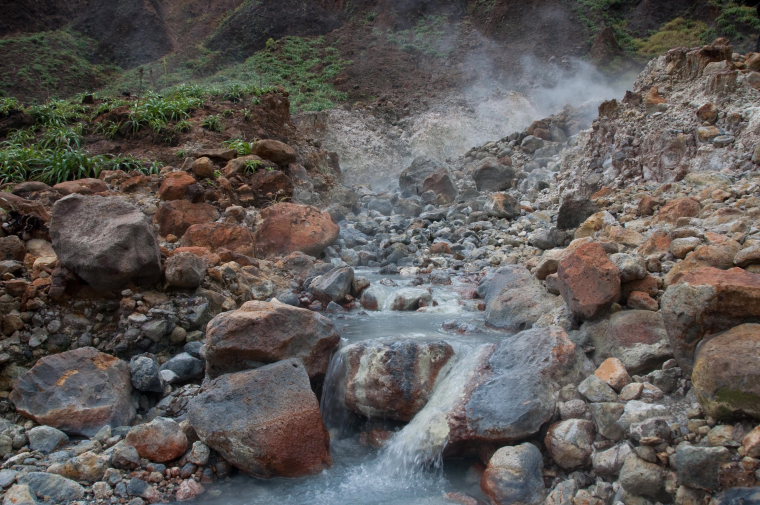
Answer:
xmin=557 ymin=242 xmax=621 ymax=320
xmin=126 ymin=417 xmax=188 ymax=463
xmin=10 ymin=347 xmax=135 ymax=436
xmin=181 ymin=223 xmax=256 ymax=257
xmin=590 ymin=310 xmax=672 ymax=374
xmin=53 ymin=178 xmax=108 ymax=195
xmin=249 ymin=169 xmax=293 ymax=205
xmin=254 ymin=203 xmax=339 ymax=258
xmin=662 ymin=266 xmax=760 ymax=370
xmin=158 ymin=172 xmax=199 ymax=201
xmin=188 ymin=359 xmax=332 ymax=478
xmin=654 ymin=197 xmax=701 ymax=224
xmin=692 ymin=324 xmax=760 ymax=420
xmin=204 ymin=300 xmax=340 ymax=380
xmin=252 ymin=139 xmax=297 ymax=166
xmin=154 ymin=200 xmax=220 ymax=238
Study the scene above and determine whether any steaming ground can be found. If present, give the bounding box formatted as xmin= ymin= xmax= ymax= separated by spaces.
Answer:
xmin=299 ymin=58 xmax=634 ymax=191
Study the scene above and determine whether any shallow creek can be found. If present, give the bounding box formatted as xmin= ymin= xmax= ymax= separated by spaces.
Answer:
xmin=186 ymin=269 xmax=508 ymax=505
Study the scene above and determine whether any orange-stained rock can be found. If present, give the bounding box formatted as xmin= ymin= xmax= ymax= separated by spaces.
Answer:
xmin=181 ymin=223 xmax=255 ymax=257
xmin=430 ymin=242 xmax=453 ymax=254
xmin=637 ymin=231 xmax=672 ymax=256
xmin=627 ymin=291 xmax=659 ymax=311
xmin=661 ymin=266 xmax=760 ymax=370
xmin=188 ymin=360 xmax=332 ymax=478
xmin=154 ymin=200 xmax=220 ymax=238
xmin=10 ymin=347 xmax=135 ymax=436
xmin=481 ymin=443 xmax=545 ymax=505
xmin=158 ymin=172 xmax=199 ymax=201
xmin=654 ymin=197 xmax=701 ymax=224
xmin=665 ymin=243 xmax=740 ymax=285
xmin=622 ymin=275 xmax=660 ymax=298
xmin=595 ymin=357 xmax=631 ymax=391
xmin=557 ymin=242 xmax=621 ymax=320
xmin=249 ymin=169 xmax=293 ymax=205
xmin=53 ymin=178 xmax=108 ymax=195
xmin=742 ymin=426 xmax=760 ymax=458
xmin=126 ymin=417 xmax=188 ymax=463
xmin=254 ymin=202 xmax=339 ymax=258
xmin=172 ymin=247 xmax=221 ymax=266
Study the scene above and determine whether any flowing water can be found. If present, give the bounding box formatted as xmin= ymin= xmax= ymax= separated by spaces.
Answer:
xmin=188 ymin=269 xmax=503 ymax=505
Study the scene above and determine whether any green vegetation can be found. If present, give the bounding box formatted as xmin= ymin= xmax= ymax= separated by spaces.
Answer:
xmin=384 ymin=15 xmax=453 ymax=57
xmin=201 ymin=114 xmax=223 ymax=132
xmin=704 ymin=1 xmax=760 ymax=49
xmin=224 ymin=138 xmax=254 ymax=155
xmin=243 ymin=159 xmax=267 ymax=174
xmin=636 ymin=18 xmax=710 ymax=56
xmin=0 ymin=30 xmax=116 ymax=102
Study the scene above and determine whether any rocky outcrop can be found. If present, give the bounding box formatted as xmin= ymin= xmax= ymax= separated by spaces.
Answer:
xmin=204 ymin=300 xmax=340 ymax=380
xmin=50 ymin=194 xmax=162 ymax=292
xmin=254 ymin=202 xmax=340 ymax=258
xmin=10 ymin=347 xmax=135 ymax=436
xmin=188 ymin=359 xmax=332 ymax=478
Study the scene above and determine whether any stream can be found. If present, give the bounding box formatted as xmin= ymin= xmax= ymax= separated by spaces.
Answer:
xmin=187 ymin=269 xmax=506 ymax=505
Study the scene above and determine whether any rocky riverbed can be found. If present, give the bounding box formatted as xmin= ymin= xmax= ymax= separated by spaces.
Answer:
xmin=0 ymin=39 xmax=760 ymax=505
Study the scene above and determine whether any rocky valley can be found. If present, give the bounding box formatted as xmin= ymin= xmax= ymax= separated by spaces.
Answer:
xmin=1 ymin=1 xmax=760 ymax=505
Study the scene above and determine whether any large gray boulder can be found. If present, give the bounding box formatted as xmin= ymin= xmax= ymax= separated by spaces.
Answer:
xmin=204 ymin=300 xmax=340 ymax=380
xmin=50 ymin=194 xmax=161 ymax=292
xmin=478 ymin=265 xmax=561 ymax=331
xmin=188 ymin=359 xmax=332 ymax=478
xmin=10 ymin=347 xmax=135 ymax=437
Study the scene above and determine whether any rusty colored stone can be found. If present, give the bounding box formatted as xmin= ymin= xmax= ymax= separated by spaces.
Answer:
xmin=557 ymin=242 xmax=621 ymax=320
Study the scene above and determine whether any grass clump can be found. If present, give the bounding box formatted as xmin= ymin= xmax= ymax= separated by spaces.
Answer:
xmin=704 ymin=1 xmax=760 ymax=50
xmin=384 ymin=15 xmax=453 ymax=57
xmin=224 ymin=138 xmax=253 ymax=155
xmin=636 ymin=18 xmax=710 ymax=56
xmin=201 ymin=114 xmax=223 ymax=132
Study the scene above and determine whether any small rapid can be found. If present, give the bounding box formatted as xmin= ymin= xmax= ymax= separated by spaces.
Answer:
xmin=186 ymin=269 xmax=499 ymax=505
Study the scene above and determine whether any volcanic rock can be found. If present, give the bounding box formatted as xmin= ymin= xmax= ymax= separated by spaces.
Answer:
xmin=481 ymin=443 xmax=545 ymax=505
xmin=254 ymin=202 xmax=339 ymax=257
xmin=154 ymin=200 xmax=219 ymax=238
xmin=125 ymin=417 xmax=189 ymax=463
xmin=556 ymin=242 xmax=621 ymax=320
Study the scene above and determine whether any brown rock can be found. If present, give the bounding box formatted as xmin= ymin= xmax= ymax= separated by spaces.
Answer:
xmin=159 ymin=172 xmax=199 ymax=201
xmin=154 ymin=200 xmax=219 ymax=238
xmin=665 ymin=243 xmax=740 ymax=285
xmin=204 ymin=300 xmax=340 ymax=380
xmin=557 ymin=242 xmax=621 ymax=320
xmin=692 ymin=324 xmax=760 ymax=420
xmin=654 ymin=197 xmax=701 ymax=224
xmin=254 ymin=203 xmax=339 ymax=258
xmin=545 ymin=419 xmax=596 ymax=470
xmin=249 ymin=170 xmax=293 ymax=205
xmin=252 ymin=139 xmax=297 ymax=166
xmin=627 ymin=291 xmax=659 ymax=311
xmin=637 ymin=231 xmax=672 ymax=256
xmin=190 ymin=157 xmax=215 ymax=179
xmin=10 ymin=347 xmax=135 ymax=436
xmin=222 ymin=155 xmax=276 ymax=178
xmin=0 ymin=235 xmax=26 ymax=261
xmin=53 ymin=178 xmax=109 ymax=195
xmin=697 ymin=103 xmax=719 ymax=124
xmin=126 ymin=417 xmax=188 ymax=463
xmin=188 ymin=359 xmax=332 ymax=478
xmin=175 ymin=480 xmax=204 ymax=501
xmin=591 ymin=310 xmax=672 ymax=374
xmin=742 ymin=426 xmax=760 ymax=458
xmin=181 ymin=223 xmax=256 ymax=257
xmin=661 ymin=267 xmax=760 ymax=370
xmin=594 ymin=358 xmax=631 ymax=391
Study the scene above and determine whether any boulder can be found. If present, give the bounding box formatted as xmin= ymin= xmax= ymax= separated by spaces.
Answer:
xmin=478 ymin=265 xmax=561 ymax=331
xmin=50 ymin=195 xmax=161 ymax=292
xmin=204 ymin=300 xmax=340 ymax=380
xmin=654 ymin=197 xmax=701 ymax=223
xmin=618 ymin=454 xmax=668 ymax=502
xmin=180 ymin=223 xmax=256 ymax=257
xmin=255 ymin=203 xmax=339 ymax=258
xmin=481 ymin=443 xmax=545 ymax=505
xmin=692 ymin=324 xmax=760 ymax=420
xmin=673 ymin=443 xmax=730 ymax=491
xmin=190 ymin=157 xmax=215 ymax=178
xmin=125 ymin=417 xmax=188 ymax=463
xmin=544 ymin=419 xmax=595 ymax=470
xmin=165 ymin=252 xmax=207 ymax=289
xmin=252 ymin=139 xmax=297 ymax=166
xmin=309 ymin=266 xmax=354 ymax=304
xmin=158 ymin=172 xmax=199 ymax=201
xmin=556 ymin=242 xmax=620 ymax=320
xmin=10 ymin=347 xmax=135 ymax=437
xmin=449 ymin=326 xmax=581 ymax=445
xmin=53 ymin=178 xmax=108 ymax=195
xmin=0 ymin=235 xmax=25 ymax=261
xmin=471 ymin=157 xmax=515 ymax=192
xmin=17 ymin=472 xmax=85 ymax=502
xmin=589 ymin=310 xmax=672 ymax=373
xmin=557 ymin=198 xmax=599 ymax=230
xmin=27 ymin=426 xmax=68 ymax=454
xmin=334 ymin=338 xmax=454 ymax=421
xmin=484 ymin=192 xmax=519 ymax=219
xmin=661 ymin=266 xmax=760 ymax=370
xmin=154 ymin=200 xmax=219 ymax=238
xmin=398 ymin=157 xmax=457 ymax=203
xmin=188 ymin=359 xmax=331 ymax=477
